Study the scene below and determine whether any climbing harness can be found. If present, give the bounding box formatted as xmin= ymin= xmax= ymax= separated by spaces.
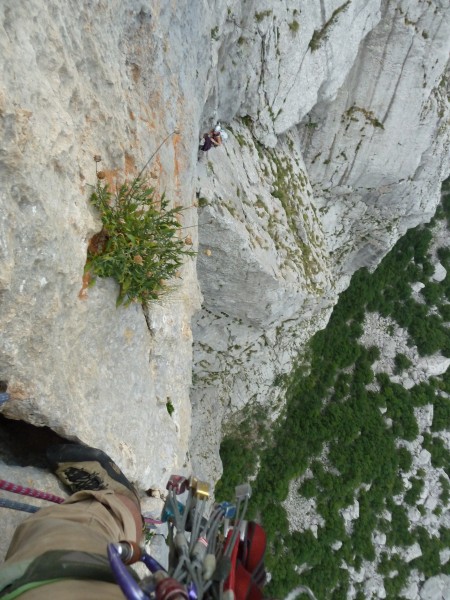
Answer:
xmin=107 ymin=475 xmax=266 ymax=600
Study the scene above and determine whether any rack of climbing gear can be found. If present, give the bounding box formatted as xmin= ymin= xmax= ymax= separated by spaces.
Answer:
xmin=107 ymin=475 xmax=267 ymax=600
xmin=0 ymin=474 xmax=319 ymax=599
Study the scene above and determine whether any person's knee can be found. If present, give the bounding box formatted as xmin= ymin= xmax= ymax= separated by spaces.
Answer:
xmin=115 ymin=494 xmax=143 ymax=542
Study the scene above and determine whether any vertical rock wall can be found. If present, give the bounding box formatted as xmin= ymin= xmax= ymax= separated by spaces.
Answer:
xmin=0 ymin=0 xmax=206 ymax=492
xmin=191 ymin=0 xmax=450 ymax=483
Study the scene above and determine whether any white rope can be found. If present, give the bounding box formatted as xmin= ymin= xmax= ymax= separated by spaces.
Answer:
xmin=284 ymin=585 xmax=318 ymax=600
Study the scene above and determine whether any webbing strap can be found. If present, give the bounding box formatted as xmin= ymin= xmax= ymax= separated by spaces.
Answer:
xmin=224 ymin=531 xmax=240 ymax=594
xmin=241 ymin=522 xmax=266 ymax=585
xmin=223 ymin=522 xmax=266 ymax=600
xmin=0 ymin=578 xmax=64 ymax=600
xmin=0 ymin=550 xmax=132 ymax=599
xmin=234 ymin=564 xmax=264 ymax=600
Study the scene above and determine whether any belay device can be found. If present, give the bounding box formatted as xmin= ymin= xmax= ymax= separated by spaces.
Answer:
xmin=107 ymin=475 xmax=267 ymax=600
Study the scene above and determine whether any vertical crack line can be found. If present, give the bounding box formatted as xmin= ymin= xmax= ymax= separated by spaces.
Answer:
xmin=381 ymin=36 xmax=414 ymax=124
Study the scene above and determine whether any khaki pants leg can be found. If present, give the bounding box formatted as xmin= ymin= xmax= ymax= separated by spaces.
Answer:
xmin=2 ymin=490 xmax=137 ymax=599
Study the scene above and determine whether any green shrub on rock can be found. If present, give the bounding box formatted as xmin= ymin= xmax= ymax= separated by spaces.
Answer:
xmin=86 ymin=179 xmax=194 ymax=306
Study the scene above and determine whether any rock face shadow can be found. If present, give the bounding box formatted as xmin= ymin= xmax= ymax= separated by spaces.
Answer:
xmin=0 ymin=414 xmax=69 ymax=469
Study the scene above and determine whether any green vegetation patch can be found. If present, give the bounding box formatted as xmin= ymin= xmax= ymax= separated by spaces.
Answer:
xmin=255 ymin=10 xmax=272 ymax=22
xmin=394 ymin=353 xmax=413 ymax=374
xmin=344 ymin=106 xmax=384 ymax=129
xmin=215 ymin=403 xmax=270 ymax=501
xmin=309 ymin=1 xmax=351 ymax=51
xmin=260 ymin=147 xmax=323 ymax=282
xmin=86 ymin=179 xmax=194 ymax=306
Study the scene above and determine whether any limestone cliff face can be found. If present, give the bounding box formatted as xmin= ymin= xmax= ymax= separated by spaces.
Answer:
xmin=0 ymin=0 xmax=205 ymax=491
xmin=191 ymin=0 xmax=450 ymax=482
xmin=0 ymin=0 xmax=449 ymax=511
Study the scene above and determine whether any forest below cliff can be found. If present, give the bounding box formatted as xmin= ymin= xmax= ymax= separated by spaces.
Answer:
xmin=217 ymin=179 xmax=450 ymax=599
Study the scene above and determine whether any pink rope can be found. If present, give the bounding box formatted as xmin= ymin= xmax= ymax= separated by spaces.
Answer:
xmin=0 ymin=479 xmax=65 ymax=504
xmin=0 ymin=479 xmax=163 ymax=523
xmin=143 ymin=516 xmax=163 ymax=525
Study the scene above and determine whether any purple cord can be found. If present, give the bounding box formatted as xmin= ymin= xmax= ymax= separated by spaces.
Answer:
xmin=140 ymin=550 xmax=166 ymax=574
xmin=143 ymin=516 xmax=163 ymax=525
xmin=107 ymin=544 xmax=147 ymax=600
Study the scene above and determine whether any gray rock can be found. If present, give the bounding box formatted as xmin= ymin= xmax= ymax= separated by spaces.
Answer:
xmin=403 ymin=543 xmax=423 ymax=563
xmin=0 ymin=0 xmax=203 ymax=496
xmin=412 ymin=282 xmax=426 ymax=293
xmin=401 ymin=581 xmax=420 ymax=600
xmin=417 ymin=449 xmax=432 ymax=467
xmin=420 ymin=575 xmax=450 ymax=600
xmin=440 ymin=548 xmax=450 ymax=566
xmin=373 ymin=533 xmax=386 ymax=547
xmin=432 ymin=262 xmax=447 ymax=282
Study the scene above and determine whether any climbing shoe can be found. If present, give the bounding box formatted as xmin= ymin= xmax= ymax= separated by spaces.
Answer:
xmin=46 ymin=443 xmax=140 ymax=506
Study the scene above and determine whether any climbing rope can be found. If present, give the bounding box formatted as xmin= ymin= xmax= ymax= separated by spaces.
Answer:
xmin=0 ymin=498 xmax=39 ymax=514
xmin=0 ymin=479 xmax=65 ymax=503
xmin=0 ymin=478 xmax=161 ymax=526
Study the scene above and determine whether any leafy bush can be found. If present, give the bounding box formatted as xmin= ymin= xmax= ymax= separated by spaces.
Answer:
xmin=215 ymin=435 xmax=259 ymax=501
xmin=377 ymin=379 xmax=418 ymax=440
xmin=440 ymin=525 xmax=450 ymax=547
xmin=366 ymin=346 xmax=381 ymax=363
xmin=394 ymin=353 xmax=412 ymax=374
xmin=299 ymin=478 xmax=317 ymax=498
xmin=86 ymin=179 xmax=194 ymax=305
xmin=410 ymin=382 xmax=436 ymax=406
xmin=437 ymin=246 xmax=450 ymax=263
xmin=387 ymin=505 xmax=414 ymax=547
xmin=262 ymin=501 xmax=289 ymax=538
xmin=378 ymin=554 xmax=410 ymax=597
xmin=397 ymin=447 xmax=413 ymax=472
xmin=421 ymin=282 xmax=444 ymax=305
xmin=438 ymin=304 xmax=450 ymax=321
xmin=422 ymin=433 xmax=450 ymax=471
xmin=410 ymin=527 xmax=442 ymax=577
xmin=439 ymin=475 xmax=450 ymax=504
xmin=432 ymin=396 xmax=450 ymax=431
xmin=404 ymin=477 xmax=424 ymax=505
